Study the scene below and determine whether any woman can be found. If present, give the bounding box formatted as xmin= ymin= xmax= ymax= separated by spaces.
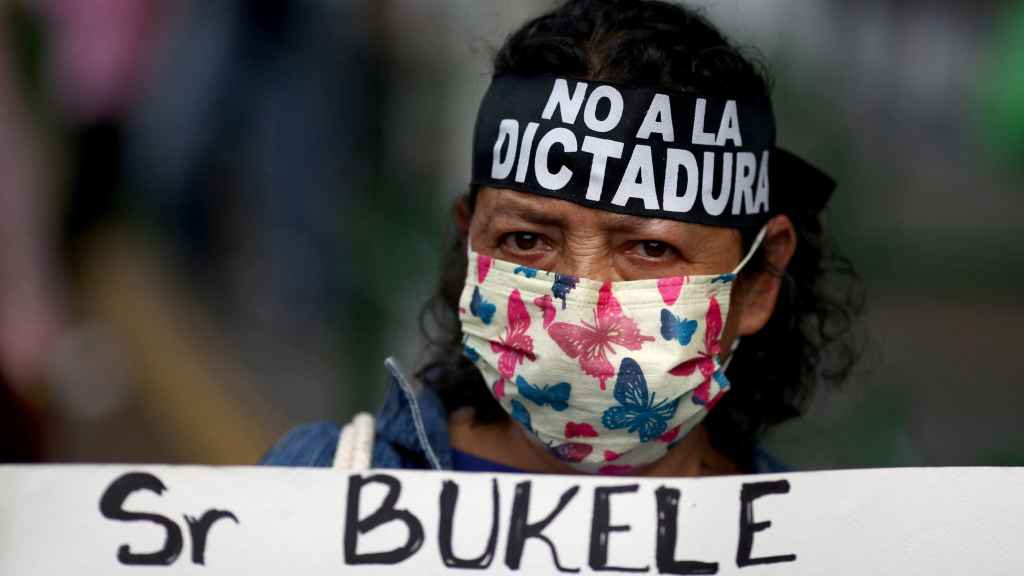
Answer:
xmin=262 ymin=0 xmax=860 ymax=476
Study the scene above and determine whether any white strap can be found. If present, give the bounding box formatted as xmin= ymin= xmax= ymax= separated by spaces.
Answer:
xmin=332 ymin=412 xmax=376 ymax=470
xmin=721 ymin=337 xmax=741 ymax=373
xmin=731 ymin=224 xmax=769 ymax=275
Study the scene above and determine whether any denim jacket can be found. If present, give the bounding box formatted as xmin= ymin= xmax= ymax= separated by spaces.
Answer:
xmin=261 ymin=358 xmax=452 ymax=469
xmin=260 ymin=357 xmax=786 ymax=473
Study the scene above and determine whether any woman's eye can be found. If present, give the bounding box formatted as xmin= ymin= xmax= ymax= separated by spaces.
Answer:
xmin=505 ymin=232 xmax=541 ymax=252
xmin=638 ymin=241 xmax=673 ymax=259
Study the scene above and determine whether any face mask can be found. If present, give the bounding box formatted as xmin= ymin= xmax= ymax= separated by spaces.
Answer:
xmin=458 ymin=227 xmax=767 ymax=474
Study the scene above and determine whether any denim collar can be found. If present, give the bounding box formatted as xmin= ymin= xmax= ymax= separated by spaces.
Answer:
xmin=373 ymin=357 xmax=453 ymax=470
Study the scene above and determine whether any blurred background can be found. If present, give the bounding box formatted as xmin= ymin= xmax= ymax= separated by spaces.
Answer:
xmin=1 ymin=0 xmax=1022 ymax=468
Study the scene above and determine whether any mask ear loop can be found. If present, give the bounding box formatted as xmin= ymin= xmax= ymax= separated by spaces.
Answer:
xmin=721 ymin=223 xmax=769 ymax=373
xmin=730 ymin=224 xmax=769 ymax=276
xmin=721 ymin=338 xmax=741 ymax=372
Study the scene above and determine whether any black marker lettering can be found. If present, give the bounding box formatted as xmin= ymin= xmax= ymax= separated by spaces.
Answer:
xmin=505 ymin=481 xmax=580 ymax=573
xmin=439 ymin=479 xmax=501 ymax=569
xmin=185 ymin=510 xmax=239 ymax=565
xmin=736 ymin=480 xmax=797 ymax=567
xmin=655 ymin=487 xmax=718 ymax=575
xmin=589 ymin=484 xmax=649 ymax=573
xmin=344 ymin=474 xmax=425 ymax=565
xmin=98 ymin=472 xmax=184 ymax=566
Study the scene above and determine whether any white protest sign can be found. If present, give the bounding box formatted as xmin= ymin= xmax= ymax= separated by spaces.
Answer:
xmin=0 ymin=465 xmax=1021 ymax=575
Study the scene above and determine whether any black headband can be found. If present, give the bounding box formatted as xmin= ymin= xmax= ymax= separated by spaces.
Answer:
xmin=471 ymin=75 xmax=834 ymax=227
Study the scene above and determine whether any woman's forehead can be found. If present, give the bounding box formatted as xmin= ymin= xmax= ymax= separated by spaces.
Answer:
xmin=474 ymin=187 xmax=737 ymax=241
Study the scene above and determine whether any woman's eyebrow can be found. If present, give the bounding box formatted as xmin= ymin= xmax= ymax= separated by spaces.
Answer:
xmin=604 ymin=213 xmax=682 ymax=234
xmin=603 ymin=213 xmax=648 ymax=233
xmin=488 ymin=204 xmax=566 ymax=228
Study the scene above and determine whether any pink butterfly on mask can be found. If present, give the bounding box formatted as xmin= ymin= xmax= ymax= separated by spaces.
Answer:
xmin=548 ymin=282 xmax=654 ymax=390
xmin=490 ymin=289 xmax=536 ymax=380
xmin=669 ymin=296 xmax=724 ymax=404
xmin=534 ymin=294 xmax=556 ymax=328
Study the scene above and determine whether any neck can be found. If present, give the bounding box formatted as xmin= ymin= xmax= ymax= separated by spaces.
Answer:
xmin=448 ymin=410 xmax=741 ymax=477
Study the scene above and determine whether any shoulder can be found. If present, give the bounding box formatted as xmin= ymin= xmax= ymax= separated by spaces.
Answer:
xmin=751 ymin=447 xmax=790 ymax=474
xmin=259 ymin=421 xmax=340 ymax=467
xmin=259 ymin=357 xmax=454 ymax=470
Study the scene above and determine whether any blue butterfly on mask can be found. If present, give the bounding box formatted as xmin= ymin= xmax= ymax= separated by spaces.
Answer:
xmin=470 ymin=286 xmax=496 ymax=325
xmin=516 ymin=375 xmax=571 ymax=412
xmin=551 ymin=274 xmax=579 ymax=309
xmin=510 ymin=399 xmax=533 ymax=433
xmin=602 ymin=357 xmax=680 ymax=442
xmin=514 ymin=266 xmax=538 ymax=278
xmin=660 ymin=309 xmax=698 ymax=346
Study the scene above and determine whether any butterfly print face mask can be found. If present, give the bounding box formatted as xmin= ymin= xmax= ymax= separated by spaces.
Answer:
xmin=458 ymin=227 xmax=767 ymax=474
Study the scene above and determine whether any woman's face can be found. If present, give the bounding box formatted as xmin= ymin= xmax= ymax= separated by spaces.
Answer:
xmin=464 ymin=186 xmax=797 ymax=354
xmin=468 ymin=187 xmax=745 ymax=281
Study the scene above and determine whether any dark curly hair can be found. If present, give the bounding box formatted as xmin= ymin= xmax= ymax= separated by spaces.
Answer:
xmin=419 ymin=0 xmax=863 ymax=471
